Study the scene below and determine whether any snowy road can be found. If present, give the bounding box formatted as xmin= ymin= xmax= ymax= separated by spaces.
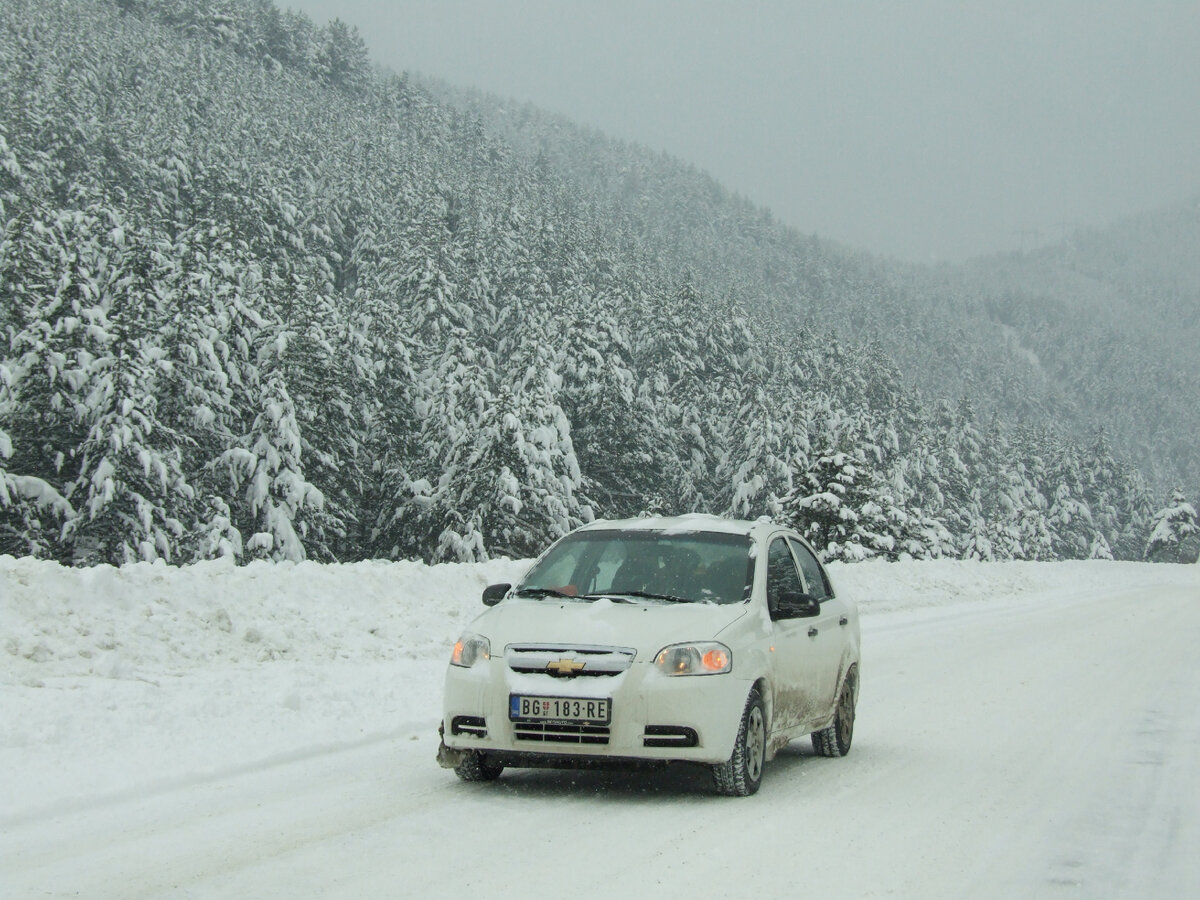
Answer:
xmin=4 ymin=574 xmax=1199 ymax=898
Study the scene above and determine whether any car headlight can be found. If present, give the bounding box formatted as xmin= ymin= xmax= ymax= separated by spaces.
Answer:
xmin=654 ymin=642 xmax=732 ymax=676
xmin=450 ymin=633 xmax=491 ymax=667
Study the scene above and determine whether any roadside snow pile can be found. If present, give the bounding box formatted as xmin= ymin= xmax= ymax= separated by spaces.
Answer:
xmin=1 ymin=555 xmax=530 ymax=681
xmin=828 ymin=557 xmax=1199 ymax=614
xmin=4 ymin=555 xmax=1195 ymax=684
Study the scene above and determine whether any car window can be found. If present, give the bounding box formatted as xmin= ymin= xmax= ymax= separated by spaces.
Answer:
xmin=530 ymin=538 xmax=593 ymax=592
xmin=521 ymin=530 xmax=752 ymax=604
xmin=789 ymin=538 xmax=832 ymax=601
xmin=765 ymin=537 xmax=804 ymax=612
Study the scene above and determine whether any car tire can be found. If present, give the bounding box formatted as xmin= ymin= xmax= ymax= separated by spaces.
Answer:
xmin=812 ymin=667 xmax=856 ymax=758
xmin=454 ymin=751 xmax=504 ymax=782
xmin=712 ymin=688 xmax=767 ymax=796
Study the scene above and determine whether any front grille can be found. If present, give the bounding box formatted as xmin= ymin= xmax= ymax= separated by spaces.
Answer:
xmin=643 ymin=725 xmax=699 ymax=748
xmin=450 ymin=715 xmax=487 ymax=737
xmin=506 ymin=643 xmax=636 ymax=678
xmin=512 ymin=719 xmax=611 ymax=745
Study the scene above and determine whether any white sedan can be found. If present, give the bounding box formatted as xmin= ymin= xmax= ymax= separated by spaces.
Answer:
xmin=437 ymin=514 xmax=860 ymax=795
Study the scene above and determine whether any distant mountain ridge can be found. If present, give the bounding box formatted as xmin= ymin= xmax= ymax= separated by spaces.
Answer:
xmin=960 ymin=199 xmax=1200 ymax=485
xmin=444 ymin=82 xmax=1200 ymax=490
xmin=0 ymin=0 xmax=1184 ymax=565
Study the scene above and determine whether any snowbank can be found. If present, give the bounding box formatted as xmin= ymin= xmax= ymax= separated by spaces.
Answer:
xmin=4 ymin=554 xmax=1197 ymax=683
xmin=827 ymin=556 xmax=1199 ymax=613
xmin=4 ymin=554 xmax=1195 ymax=686
xmin=1 ymin=555 xmax=531 ymax=681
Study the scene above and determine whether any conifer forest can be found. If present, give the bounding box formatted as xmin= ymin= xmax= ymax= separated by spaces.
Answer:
xmin=2 ymin=0 xmax=1197 ymax=566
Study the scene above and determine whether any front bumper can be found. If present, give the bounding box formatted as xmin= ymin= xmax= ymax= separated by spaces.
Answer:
xmin=441 ymin=655 xmax=754 ymax=767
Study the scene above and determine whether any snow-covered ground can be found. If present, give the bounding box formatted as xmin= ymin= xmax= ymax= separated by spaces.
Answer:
xmin=2 ymin=555 xmax=1198 ymax=898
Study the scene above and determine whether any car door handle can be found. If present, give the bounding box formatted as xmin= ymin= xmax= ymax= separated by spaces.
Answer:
xmin=808 ymin=627 xmax=818 ymax=637
xmin=839 ymin=616 xmax=848 ymax=626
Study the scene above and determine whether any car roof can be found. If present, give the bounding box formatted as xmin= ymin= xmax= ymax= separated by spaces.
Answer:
xmin=576 ymin=513 xmax=778 ymax=540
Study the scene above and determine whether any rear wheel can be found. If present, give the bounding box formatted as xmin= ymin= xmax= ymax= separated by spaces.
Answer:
xmin=812 ymin=668 xmax=856 ymax=757
xmin=712 ymin=688 xmax=767 ymax=796
xmin=454 ymin=751 xmax=504 ymax=782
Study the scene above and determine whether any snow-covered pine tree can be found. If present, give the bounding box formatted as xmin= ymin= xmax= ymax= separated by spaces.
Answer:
xmin=1 ymin=199 xmax=195 ymax=563
xmin=333 ymin=227 xmax=427 ymax=560
xmin=418 ymin=365 xmax=586 ymax=562
xmin=779 ymin=407 xmax=898 ymax=561
xmin=633 ymin=283 xmax=753 ymax=515
xmin=216 ymin=313 xmax=326 ymax=562
xmin=555 ymin=281 xmax=664 ymax=519
xmin=924 ymin=399 xmax=988 ymax=557
xmin=57 ymin=209 xmax=194 ymax=563
xmin=1144 ymin=488 xmax=1199 ymax=563
xmin=1080 ymin=429 xmax=1155 ymax=560
xmin=1088 ymin=532 xmax=1115 ymax=560
xmin=1080 ymin=429 xmax=1123 ymax=550
xmin=983 ymin=460 xmax=1050 ymax=561
xmin=977 ymin=423 xmax=1051 ymax=561
xmin=1046 ymin=481 xmax=1096 ymax=559
xmin=721 ymin=350 xmax=793 ymax=520
xmin=315 ymin=17 xmax=371 ymax=93
xmin=882 ymin=421 xmax=957 ymax=559
xmin=147 ymin=222 xmax=251 ymax=560
xmin=780 ymin=441 xmax=867 ymax=561
xmin=433 ymin=234 xmax=589 ymax=559
xmin=0 ymin=123 xmax=79 ymax=555
xmin=1041 ymin=430 xmax=1108 ymax=560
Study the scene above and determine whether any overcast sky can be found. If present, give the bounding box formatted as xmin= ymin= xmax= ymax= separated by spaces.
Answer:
xmin=285 ymin=1 xmax=1200 ymax=263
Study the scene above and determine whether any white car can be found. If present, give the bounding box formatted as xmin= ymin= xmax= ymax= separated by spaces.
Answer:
xmin=437 ymin=514 xmax=860 ymax=795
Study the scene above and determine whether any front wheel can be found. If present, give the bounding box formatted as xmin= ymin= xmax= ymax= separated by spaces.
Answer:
xmin=454 ymin=751 xmax=504 ymax=782
xmin=712 ymin=688 xmax=767 ymax=796
xmin=812 ymin=668 xmax=857 ymax=757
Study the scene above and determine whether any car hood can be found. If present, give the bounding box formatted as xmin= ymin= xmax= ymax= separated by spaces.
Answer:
xmin=471 ymin=597 xmax=749 ymax=659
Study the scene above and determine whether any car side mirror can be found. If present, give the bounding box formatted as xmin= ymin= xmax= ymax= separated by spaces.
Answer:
xmin=774 ymin=591 xmax=821 ymax=619
xmin=482 ymin=583 xmax=511 ymax=606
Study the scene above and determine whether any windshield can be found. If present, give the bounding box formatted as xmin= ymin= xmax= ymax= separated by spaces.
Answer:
xmin=519 ymin=529 xmax=753 ymax=605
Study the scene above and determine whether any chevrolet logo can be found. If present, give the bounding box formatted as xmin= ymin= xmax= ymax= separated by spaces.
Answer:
xmin=546 ymin=658 xmax=585 ymax=676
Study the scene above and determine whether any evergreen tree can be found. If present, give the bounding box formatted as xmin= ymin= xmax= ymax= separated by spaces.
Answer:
xmin=1144 ymin=488 xmax=1199 ymax=563
xmin=555 ymin=285 xmax=663 ymax=518
xmin=780 ymin=413 xmax=897 ymax=562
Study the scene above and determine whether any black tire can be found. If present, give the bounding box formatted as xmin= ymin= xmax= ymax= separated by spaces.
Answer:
xmin=812 ymin=668 xmax=857 ymax=758
xmin=712 ymin=688 xmax=767 ymax=796
xmin=454 ymin=751 xmax=504 ymax=782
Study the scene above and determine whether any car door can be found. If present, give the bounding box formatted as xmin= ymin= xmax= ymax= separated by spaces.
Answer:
xmin=788 ymin=537 xmax=850 ymax=715
xmin=764 ymin=535 xmax=826 ymax=734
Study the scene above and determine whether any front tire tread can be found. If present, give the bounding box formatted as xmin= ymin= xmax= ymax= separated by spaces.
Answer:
xmin=712 ymin=688 xmax=767 ymax=797
xmin=454 ymin=751 xmax=504 ymax=782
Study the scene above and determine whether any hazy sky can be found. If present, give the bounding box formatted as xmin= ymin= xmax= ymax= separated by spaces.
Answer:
xmin=285 ymin=1 xmax=1200 ymax=262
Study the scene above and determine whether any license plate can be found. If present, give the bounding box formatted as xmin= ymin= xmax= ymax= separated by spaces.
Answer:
xmin=510 ymin=695 xmax=611 ymax=724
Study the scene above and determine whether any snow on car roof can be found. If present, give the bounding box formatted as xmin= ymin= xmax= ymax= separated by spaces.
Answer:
xmin=578 ymin=513 xmax=768 ymax=537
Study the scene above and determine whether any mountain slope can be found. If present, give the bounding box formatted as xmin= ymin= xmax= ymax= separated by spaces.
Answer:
xmin=447 ymin=84 xmax=1200 ymax=489
xmin=961 ymin=200 xmax=1200 ymax=485
xmin=0 ymin=0 xmax=1173 ymax=565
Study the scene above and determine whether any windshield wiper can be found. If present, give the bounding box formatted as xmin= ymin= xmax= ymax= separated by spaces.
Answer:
xmin=587 ymin=589 xmax=694 ymax=604
xmin=514 ymin=586 xmax=578 ymax=599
